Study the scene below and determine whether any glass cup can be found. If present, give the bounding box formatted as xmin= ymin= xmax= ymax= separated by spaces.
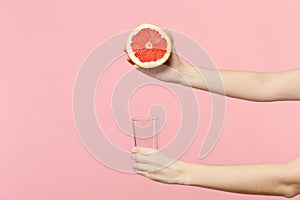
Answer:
xmin=131 ymin=116 xmax=159 ymax=148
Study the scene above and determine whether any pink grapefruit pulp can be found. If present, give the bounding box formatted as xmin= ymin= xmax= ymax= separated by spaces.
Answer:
xmin=126 ymin=23 xmax=172 ymax=68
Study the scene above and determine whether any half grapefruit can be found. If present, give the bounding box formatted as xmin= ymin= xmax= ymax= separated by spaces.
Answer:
xmin=126 ymin=23 xmax=172 ymax=68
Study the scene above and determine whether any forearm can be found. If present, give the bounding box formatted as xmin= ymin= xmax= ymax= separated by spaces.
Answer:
xmin=132 ymin=147 xmax=300 ymax=198
xmin=182 ymin=162 xmax=298 ymax=198
xmin=179 ymin=65 xmax=271 ymax=101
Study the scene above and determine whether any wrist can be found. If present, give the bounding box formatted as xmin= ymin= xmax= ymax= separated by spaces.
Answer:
xmin=178 ymin=161 xmax=199 ymax=185
xmin=177 ymin=64 xmax=200 ymax=87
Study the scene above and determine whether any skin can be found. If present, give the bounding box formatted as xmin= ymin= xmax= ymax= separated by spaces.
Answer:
xmin=127 ymin=31 xmax=300 ymax=198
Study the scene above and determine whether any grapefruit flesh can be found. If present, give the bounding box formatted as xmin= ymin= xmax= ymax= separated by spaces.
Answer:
xmin=126 ymin=24 xmax=172 ymax=68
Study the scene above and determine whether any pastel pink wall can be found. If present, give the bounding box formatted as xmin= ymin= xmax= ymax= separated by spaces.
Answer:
xmin=1 ymin=0 xmax=300 ymax=199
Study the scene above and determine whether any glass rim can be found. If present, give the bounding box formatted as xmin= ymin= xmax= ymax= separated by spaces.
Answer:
xmin=131 ymin=115 xmax=159 ymax=121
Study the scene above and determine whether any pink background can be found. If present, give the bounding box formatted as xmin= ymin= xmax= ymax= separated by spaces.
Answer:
xmin=1 ymin=0 xmax=300 ymax=199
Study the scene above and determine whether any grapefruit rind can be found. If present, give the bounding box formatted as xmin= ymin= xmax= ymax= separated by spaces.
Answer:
xmin=126 ymin=23 xmax=172 ymax=68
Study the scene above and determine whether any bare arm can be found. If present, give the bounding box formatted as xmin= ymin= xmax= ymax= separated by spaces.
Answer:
xmin=179 ymin=66 xmax=300 ymax=101
xmin=132 ymin=147 xmax=300 ymax=198
xmin=130 ymin=31 xmax=300 ymax=102
xmin=184 ymin=159 xmax=300 ymax=198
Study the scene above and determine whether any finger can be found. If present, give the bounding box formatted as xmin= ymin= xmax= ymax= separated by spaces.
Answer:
xmin=131 ymin=153 xmax=150 ymax=164
xmin=123 ymin=45 xmax=131 ymax=54
xmin=164 ymin=29 xmax=178 ymax=56
xmin=126 ymin=56 xmax=135 ymax=65
xmin=164 ymin=29 xmax=173 ymax=42
xmin=125 ymin=53 xmax=137 ymax=66
xmin=131 ymin=146 xmax=158 ymax=154
xmin=135 ymin=170 xmax=151 ymax=178
xmin=132 ymin=163 xmax=159 ymax=172
xmin=124 ymin=47 xmax=134 ymax=55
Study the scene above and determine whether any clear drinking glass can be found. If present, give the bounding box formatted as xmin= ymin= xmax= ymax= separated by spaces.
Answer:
xmin=131 ymin=116 xmax=159 ymax=148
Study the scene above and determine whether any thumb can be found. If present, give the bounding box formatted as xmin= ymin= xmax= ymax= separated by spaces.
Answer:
xmin=164 ymin=29 xmax=176 ymax=53
xmin=131 ymin=146 xmax=158 ymax=154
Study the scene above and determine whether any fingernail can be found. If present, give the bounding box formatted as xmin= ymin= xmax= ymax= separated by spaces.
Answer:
xmin=131 ymin=146 xmax=138 ymax=153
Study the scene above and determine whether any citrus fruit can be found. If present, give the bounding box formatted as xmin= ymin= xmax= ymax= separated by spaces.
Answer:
xmin=126 ymin=23 xmax=172 ymax=68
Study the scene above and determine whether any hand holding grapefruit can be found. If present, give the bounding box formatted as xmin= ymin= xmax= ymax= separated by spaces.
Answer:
xmin=126 ymin=24 xmax=188 ymax=84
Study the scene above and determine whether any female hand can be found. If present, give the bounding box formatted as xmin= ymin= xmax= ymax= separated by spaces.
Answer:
xmin=131 ymin=146 xmax=188 ymax=184
xmin=125 ymin=30 xmax=189 ymax=85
